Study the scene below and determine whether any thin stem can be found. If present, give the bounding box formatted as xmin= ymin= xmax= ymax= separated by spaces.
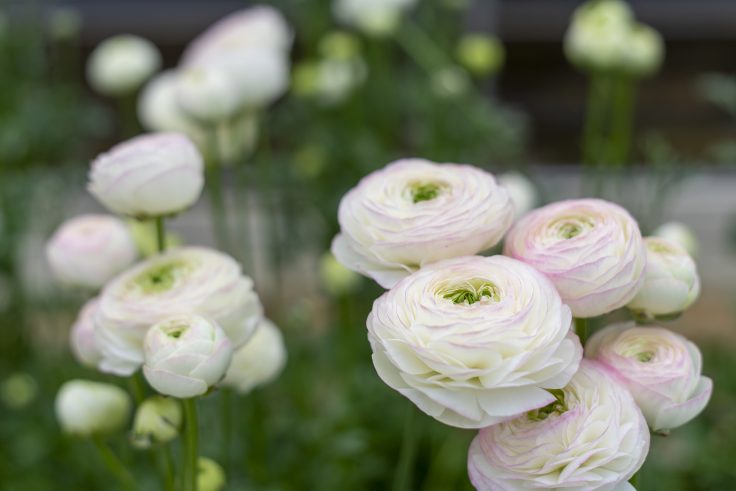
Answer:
xmin=129 ymin=371 xmax=146 ymax=405
xmin=205 ymin=163 xmax=231 ymax=254
xmin=160 ymin=445 xmax=176 ymax=491
xmin=154 ymin=217 xmax=166 ymax=253
xmin=574 ymin=318 xmax=588 ymax=345
xmin=609 ymin=74 xmax=635 ymax=167
xmin=92 ymin=435 xmax=137 ymax=491
xmin=221 ymin=388 xmax=233 ymax=474
xmin=582 ymin=73 xmax=612 ymax=196
xmin=392 ymin=404 xmax=419 ymax=491
xmin=183 ymin=398 xmax=199 ymax=491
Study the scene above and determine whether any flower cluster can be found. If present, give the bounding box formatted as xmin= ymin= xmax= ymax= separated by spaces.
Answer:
xmin=333 ymin=159 xmax=710 ymax=489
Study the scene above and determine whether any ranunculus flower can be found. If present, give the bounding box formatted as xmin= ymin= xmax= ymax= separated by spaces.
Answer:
xmin=143 ymin=314 xmax=233 ymax=398
xmin=46 ymin=214 xmax=138 ymax=290
xmin=55 ymin=380 xmax=131 ymax=436
xmin=627 ymin=237 xmax=700 ymax=318
xmin=175 ymin=65 xmax=242 ymax=122
xmin=498 ymin=172 xmax=538 ymax=219
xmin=468 ymin=360 xmax=649 ymax=491
xmin=586 ymin=322 xmax=713 ymax=432
xmin=621 ymin=24 xmax=664 ymax=77
xmin=70 ymin=298 xmax=103 ymax=368
xmin=131 ymin=395 xmax=182 ymax=448
xmin=504 ymin=198 xmax=646 ymax=318
xmin=221 ymin=318 xmax=287 ymax=394
xmin=95 ymin=246 xmax=262 ymax=376
xmin=367 ymin=255 xmax=582 ymax=429
xmin=88 ymin=132 xmax=205 ymax=218
xmin=334 ymin=0 xmax=417 ymax=37
xmin=86 ymin=34 xmax=161 ymax=96
xmin=653 ymin=221 xmax=698 ymax=257
xmin=332 ymin=159 xmax=514 ymax=289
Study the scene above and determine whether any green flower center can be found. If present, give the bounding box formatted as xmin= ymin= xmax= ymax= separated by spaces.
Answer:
xmin=409 ymin=182 xmax=443 ymax=203
xmin=441 ymin=280 xmax=500 ymax=305
xmin=528 ymin=389 xmax=568 ymax=421
xmin=163 ymin=323 xmax=188 ymax=339
xmin=552 ymin=217 xmax=595 ymax=240
xmin=636 ymin=351 xmax=655 ymax=362
xmin=131 ymin=260 xmax=191 ymax=294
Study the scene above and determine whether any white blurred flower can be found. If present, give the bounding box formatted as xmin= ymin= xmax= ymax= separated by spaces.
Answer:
xmin=498 ymin=172 xmax=538 ymax=219
xmin=332 ymin=159 xmax=514 ymax=288
xmin=175 ymin=65 xmax=242 ymax=122
xmin=131 ymin=395 xmax=182 ymax=448
xmin=627 ymin=237 xmax=700 ymax=318
xmin=95 ymin=247 xmax=262 ymax=375
xmin=622 ymin=24 xmax=664 ymax=77
xmin=468 ymin=360 xmax=649 ymax=491
xmin=221 ymin=318 xmax=286 ymax=394
xmin=46 ymin=214 xmax=138 ymax=290
xmin=70 ymin=298 xmax=103 ymax=368
xmin=87 ymin=35 xmax=161 ymax=96
xmin=368 ymin=255 xmax=582 ymax=429
xmin=586 ymin=322 xmax=713 ymax=432
xmin=198 ymin=457 xmax=226 ymax=491
xmin=88 ymin=132 xmax=204 ymax=218
xmin=334 ymin=0 xmax=417 ymax=37
xmin=653 ymin=221 xmax=698 ymax=257
xmin=55 ymin=380 xmax=131 ymax=436
xmin=504 ymin=199 xmax=646 ymax=318
xmin=143 ymin=314 xmax=233 ymax=398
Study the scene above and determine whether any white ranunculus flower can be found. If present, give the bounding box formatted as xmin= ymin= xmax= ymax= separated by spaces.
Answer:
xmin=55 ymin=380 xmax=131 ymax=436
xmin=175 ymin=65 xmax=242 ymax=123
xmin=504 ymin=199 xmax=646 ymax=318
xmin=144 ymin=314 xmax=233 ymax=398
xmin=622 ymin=23 xmax=664 ymax=77
xmin=221 ymin=318 xmax=286 ymax=394
xmin=498 ymin=172 xmax=538 ymax=219
xmin=86 ymin=34 xmax=162 ymax=96
xmin=368 ymin=255 xmax=582 ymax=429
xmin=332 ymin=159 xmax=514 ymax=289
xmin=181 ymin=6 xmax=292 ymax=66
xmin=138 ymin=70 xmax=207 ymax=147
xmin=95 ymin=246 xmax=262 ymax=376
xmin=46 ymin=214 xmax=138 ymax=290
xmin=334 ymin=0 xmax=417 ymax=37
xmin=586 ymin=322 xmax=713 ymax=432
xmin=88 ymin=132 xmax=205 ymax=218
xmin=468 ymin=360 xmax=649 ymax=491
xmin=131 ymin=395 xmax=182 ymax=448
xmin=564 ymin=0 xmax=632 ymax=72
xmin=653 ymin=221 xmax=698 ymax=257
xmin=70 ymin=298 xmax=103 ymax=368
xmin=627 ymin=237 xmax=700 ymax=318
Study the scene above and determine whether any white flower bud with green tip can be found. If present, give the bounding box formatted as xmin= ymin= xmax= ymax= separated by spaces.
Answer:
xmin=55 ymin=380 xmax=131 ymax=436
xmin=627 ymin=237 xmax=700 ymax=318
xmin=221 ymin=319 xmax=286 ymax=394
xmin=131 ymin=395 xmax=182 ymax=448
xmin=143 ymin=314 xmax=233 ymax=398
xmin=622 ymin=23 xmax=664 ymax=78
xmin=197 ymin=457 xmax=226 ymax=491
xmin=86 ymin=35 xmax=161 ymax=96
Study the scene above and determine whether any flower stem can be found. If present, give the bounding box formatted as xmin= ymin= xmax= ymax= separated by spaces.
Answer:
xmin=160 ymin=444 xmax=176 ymax=491
xmin=183 ymin=398 xmax=199 ymax=491
xmin=205 ymin=163 xmax=231 ymax=254
xmin=574 ymin=317 xmax=588 ymax=345
xmin=392 ymin=404 xmax=419 ymax=491
xmin=609 ymin=74 xmax=635 ymax=167
xmin=221 ymin=388 xmax=233 ymax=474
xmin=129 ymin=371 xmax=146 ymax=404
xmin=154 ymin=216 xmax=166 ymax=253
xmin=92 ymin=435 xmax=137 ymax=491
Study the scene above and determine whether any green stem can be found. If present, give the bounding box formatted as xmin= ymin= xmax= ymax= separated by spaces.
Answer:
xmin=183 ymin=398 xmax=199 ymax=491
xmin=205 ymin=163 xmax=231 ymax=254
xmin=221 ymin=388 xmax=233 ymax=474
xmin=160 ymin=445 xmax=176 ymax=491
xmin=609 ymin=74 xmax=635 ymax=167
xmin=92 ymin=436 xmax=137 ymax=491
xmin=129 ymin=372 xmax=146 ymax=405
xmin=392 ymin=404 xmax=419 ymax=491
xmin=582 ymin=73 xmax=613 ymax=196
xmin=154 ymin=217 xmax=166 ymax=254
xmin=574 ymin=318 xmax=588 ymax=345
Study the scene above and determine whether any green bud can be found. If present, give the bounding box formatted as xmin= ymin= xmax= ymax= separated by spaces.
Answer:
xmin=198 ymin=457 xmax=226 ymax=491
xmin=131 ymin=396 xmax=182 ymax=449
xmin=456 ymin=34 xmax=505 ymax=76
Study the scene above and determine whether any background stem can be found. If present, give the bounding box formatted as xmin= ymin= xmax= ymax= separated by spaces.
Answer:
xmin=392 ymin=404 xmax=419 ymax=491
xmin=92 ymin=436 xmax=137 ymax=491
xmin=574 ymin=317 xmax=589 ymax=345
xmin=183 ymin=398 xmax=199 ymax=491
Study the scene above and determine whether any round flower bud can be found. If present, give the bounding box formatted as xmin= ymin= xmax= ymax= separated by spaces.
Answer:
xmin=70 ymin=298 xmax=103 ymax=368
xmin=498 ymin=172 xmax=538 ymax=220
xmin=181 ymin=6 xmax=292 ymax=66
xmin=320 ymin=252 xmax=362 ymax=296
xmin=88 ymin=132 xmax=205 ymax=219
xmin=131 ymin=395 xmax=182 ymax=448
xmin=586 ymin=322 xmax=713 ymax=432
xmin=55 ymin=380 xmax=131 ymax=436
xmin=46 ymin=214 xmax=138 ymax=290
xmin=468 ymin=360 xmax=649 ymax=491
xmin=653 ymin=221 xmax=698 ymax=257
xmin=175 ymin=65 xmax=242 ymax=122
xmin=221 ymin=319 xmax=286 ymax=394
xmin=627 ymin=237 xmax=700 ymax=318
xmin=504 ymin=198 xmax=646 ymax=318
xmin=456 ymin=34 xmax=505 ymax=77
xmin=95 ymin=246 xmax=262 ymax=375
xmin=86 ymin=34 xmax=161 ymax=96
xmin=368 ymin=255 xmax=582 ymax=429
xmin=143 ymin=314 xmax=233 ymax=398
xmin=198 ymin=457 xmax=226 ymax=491
xmin=564 ymin=0 xmax=632 ymax=72
xmin=332 ymin=159 xmax=514 ymax=289
xmin=622 ymin=23 xmax=664 ymax=78
xmin=334 ymin=0 xmax=417 ymax=37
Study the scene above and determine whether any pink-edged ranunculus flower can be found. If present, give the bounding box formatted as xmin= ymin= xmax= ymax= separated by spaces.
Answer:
xmin=88 ymin=133 xmax=204 ymax=219
xmin=468 ymin=359 xmax=649 ymax=491
xmin=586 ymin=322 xmax=712 ymax=432
xmin=46 ymin=214 xmax=138 ymax=290
xmin=367 ymin=255 xmax=582 ymax=429
xmin=143 ymin=314 xmax=233 ymax=398
xmin=70 ymin=297 xmax=103 ymax=368
xmin=504 ymin=198 xmax=646 ymax=318
xmin=332 ymin=159 xmax=514 ymax=289
xmin=94 ymin=246 xmax=262 ymax=376
xmin=627 ymin=237 xmax=700 ymax=318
